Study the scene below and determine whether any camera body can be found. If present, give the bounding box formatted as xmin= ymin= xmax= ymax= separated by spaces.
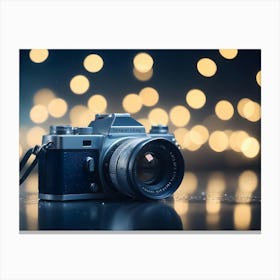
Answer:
xmin=39 ymin=113 xmax=184 ymax=201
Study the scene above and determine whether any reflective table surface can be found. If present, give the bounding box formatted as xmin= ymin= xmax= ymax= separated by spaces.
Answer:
xmin=20 ymin=170 xmax=261 ymax=231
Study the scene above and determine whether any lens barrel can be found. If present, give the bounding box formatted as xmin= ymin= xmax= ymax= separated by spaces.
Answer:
xmin=108 ymin=138 xmax=184 ymax=200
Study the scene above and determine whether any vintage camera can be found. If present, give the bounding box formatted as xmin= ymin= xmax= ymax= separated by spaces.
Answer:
xmin=38 ymin=113 xmax=185 ymax=201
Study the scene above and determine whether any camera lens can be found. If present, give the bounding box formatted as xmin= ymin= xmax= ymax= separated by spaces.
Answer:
xmin=106 ymin=138 xmax=184 ymax=200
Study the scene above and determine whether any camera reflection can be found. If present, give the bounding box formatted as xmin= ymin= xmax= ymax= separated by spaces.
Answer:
xmin=37 ymin=200 xmax=183 ymax=230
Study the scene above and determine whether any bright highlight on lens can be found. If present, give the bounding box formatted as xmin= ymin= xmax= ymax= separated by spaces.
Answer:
xmin=148 ymin=108 xmax=169 ymax=125
xmin=139 ymin=87 xmax=159 ymax=107
xmin=48 ymin=98 xmax=68 ymax=118
xmin=30 ymin=105 xmax=48 ymax=123
xmin=29 ymin=49 xmax=49 ymax=63
xmin=83 ymin=54 xmax=104 ymax=73
xmin=215 ymin=100 xmax=234 ymax=120
xmin=241 ymin=137 xmax=260 ymax=158
xmin=229 ymin=130 xmax=249 ymax=152
xmin=209 ymin=131 xmax=229 ymax=152
xmin=256 ymin=70 xmax=261 ymax=86
xmin=88 ymin=94 xmax=107 ymax=113
xmin=33 ymin=88 xmax=56 ymax=106
xmin=137 ymin=118 xmax=152 ymax=132
xmin=122 ymin=94 xmax=142 ymax=114
xmin=169 ymin=105 xmax=190 ymax=127
xmin=70 ymin=105 xmax=94 ymax=127
xmin=27 ymin=127 xmax=46 ymax=147
xmin=186 ymin=89 xmax=206 ymax=109
xmin=133 ymin=52 xmax=154 ymax=73
xmin=234 ymin=204 xmax=251 ymax=230
xmin=70 ymin=75 xmax=90 ymax=94
xmin=197 ymin=58 xmax=217 ymax=77
xmin=219 ymin=49 xmax=238 ymax=59
xmin=133 ymin=68 xmax=153 ymax=81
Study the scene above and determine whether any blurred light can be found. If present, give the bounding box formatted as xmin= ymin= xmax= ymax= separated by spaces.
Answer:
xmin=139 ymin=87 xmax=159 ymax=107
xmin=19 ymin=144 xmax=23 ymax=158
xmin=29 ymin=49 xmax=49 ymax=63
xmin=173 ymin=128 xmax=188 ymax=147
xmin=241 ymin=137 xmax=260 ymax=158
xmin=137 ymin=118 xmax=152 ymax=132
xmin=183 ymin=132 xmax=201 ymax=151
xmin=237 ymin=98 xmax=251 ymax=118
xmin=30 ymin=105 xmax=48 ymax=123
xmin=206 ymin=201 xmax=221 ymax=214
xmin=133 ymin=68 xmax=153 ymax=81
xmin=83 ymin=54 xmax=104 ymax=73
xmin=70 ymin=105 xmax=94 ymax=127
xmin=207 ymin=172 xmax=226 ymax=194
xmin=174 ymin=172 xmax=198 ymax=200
xmin=33 ymin=88 xmax=56 ymax=106
xmin=191 ymin=125 xmax=209 ymax=145
xmin=238 ymin=170 xmax=258 ymax=193
xmin=185 ymin=89 xmax=206 ymax=109
xmin=148 ymin=108 xmax=169 ymax=125
xmin=209 ymin=131 xmax=229 ymax=152
xmin=25 ymin=173 xmax=38 ymax=193
xmin=215 ymin=100 xmax=234 ymax=120
xmin=133 ymin=52 xmax=154 ymax=73
xmin=48 ymin=98 xmax=68 ymax=118
xmin=169 ymin=105 xmax=190 ymax=127
xmin=122 ymin=93 xmax=142 ymax=114
xmin=25 ymin=202 xmax=38 ymax=230
xmin=206 ymin=213 xmax=220 ymax=226
xmin=88 ymin=94 xmax=107 ymax=113
xmin=197 ymin=58 xmax=217 ymax=77
xmin=70 ymin=75 xmax=90 ymax=94
xmin=243 ymin=101 xmax=261 ymax=122
xmin=256 ymin=70 xmax=261 ymax=86
xmin=219 ymin=49 xmax=238 ymax=59
xmin=174 ymin=201 xmax=189 ymax=216
xmin=229 ymin=130 xmax=249 ymax=152
xmin=27 ymin=127 xmax=46 ymax=147
xmin=234 ymin=204 xmax=251 ymax=230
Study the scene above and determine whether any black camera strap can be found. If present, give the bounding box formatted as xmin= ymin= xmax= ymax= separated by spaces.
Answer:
xmin=19 ymin=142 xmax=53 ymax=185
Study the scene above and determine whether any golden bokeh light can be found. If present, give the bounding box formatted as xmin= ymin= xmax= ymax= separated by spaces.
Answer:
xmin=256 ymin=70 xmax=261 ymax=86
xmin=207 ymin=172 xmax=226 ymax=195
xmin=48 ymin=98 xmax=68 ymax=118
xmin=191 ymin=125 xmax=209 ymax=145
xmin=237 ymin=98 xmax=250 ymax=118
xmin=19 ymin=144 xmax=23 ymax=158
xmin=229 ymin=130 xmax=249 ymax=152
xmin=70 ymin=75 xmax=90 ymax=94
xmin=137 ymin=118 xmax=152 ymax=132
xmin=174 ymin=201 xmax=189 ymax=216
xmin=29 ymin=49 xmax=49 ymax=63
xmin=139 ymin=87 xmax=159 ymax=107
xmin=33 ymin=88 xmax=56 ymax=106
xmin=173 ymin=128 xmax=188 ymax=147
xmin=148 ymin=108 xmax=169 ymax=125
xmin=83 ymin=54 xmax=104 ymax=73
xmin=88 ymin=94 xmax=107 ymax=113
xmin=133 ymin=68 xmax=153 ymax=81
xmin=133 ymin=52 xmax=154 ymax=73
xmin=219 ymin=49 xmax=238 ymax=59
xmin=209 ymin=131 xmax=229 ymax=152
xmin=183 ymin=132 xmax=201 ymax=151
xmin=30 ymin=104 xmax=48 ymax=123
xmin=243 ymin=101 xmax=261 ymax=122
xmin=122 ymin=93 xmax=142 ymax=114
xmin=70 ymin=105 xmax=94 ymax=127
xmin=241 ymin=137 xmax=260 ymax=158
xmin=234 ymin=204 xmax=251 ymax=230
xmin=25 ymin=173 xmax=38 ymax=194
xmin=215 ymin=100 xmax=234 ymax=120
xmin=27 ymin=126 xmax=46 ymax=147
xmin=185 ymin=89 xmax=206 ymax=109
xmin=206 ymin=201 xmax=221 ymax=214
xmin=238 ymin=170 xmax=258 ymax=193
xmin=26 ymin=202 xmax=38 ymax=230
xmin=174 ymin=172 xmax=198 ymax=200
xmin=197 ymin=58 xmax=217 ymax=77
xmin=169 ymin=105 xmax=190 ymax=127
